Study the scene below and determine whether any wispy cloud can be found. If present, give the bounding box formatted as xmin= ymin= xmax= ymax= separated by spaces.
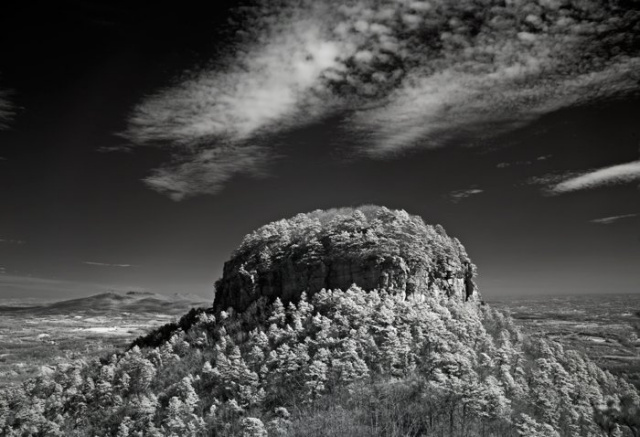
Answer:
xmin=125 ymin=0 xmax=640 ymax=199
xmin=551 ymin=160 xmax=640 ymax=193
xmin=590 ymin=213 xmax=639 ymax=225
xmin=0 ymin=238 xmax=26 ymax=245
xmin=527 ymin=172 xmax=579 ymax=188
xmin=83 ymin=261 xmax=133 ymax=268
xmin=0 ymin=85 xmax=13 ymax=129
xmin=96 ymin=145 xmax=133 ymax=153
xmin=124 ymin=4 xmax=345 ymax=199
xmin=448 ymin=188 xmax=484 ymax=203
xmin=497 ymin=155 xmax=552 ymax=169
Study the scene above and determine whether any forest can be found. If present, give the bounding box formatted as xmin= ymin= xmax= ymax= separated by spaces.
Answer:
xmin=1 ymin=207 xmax=639 ymax=436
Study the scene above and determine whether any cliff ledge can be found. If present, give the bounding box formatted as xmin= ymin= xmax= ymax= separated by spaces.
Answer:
xmin=213 ymin=205 xmax=480 ymax=313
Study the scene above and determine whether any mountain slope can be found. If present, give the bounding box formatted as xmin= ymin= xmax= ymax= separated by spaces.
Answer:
xmin=1 ymin=207 xmax=638 ymax=437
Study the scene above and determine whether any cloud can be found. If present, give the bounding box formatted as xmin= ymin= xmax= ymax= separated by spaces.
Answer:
xmin=125 ymin=4 xmax=346 ymax=199
xmin=527 ymin=172 xmax=580 ymax=188
xmin=497 ymin=155 xmax=553 ymax=168
xmin=590 ymin=213 xmax=639 ymax=225
xmin=0 ymin=238 xmax=26 ymax=245
xmin=143 ymin=144 xmax=270 ymax=200
xmin=448 ymin=188 xmax=484 ymax=203
xmin=551 ymin=160 xmax=640 ymax=193
xmin=83 ymin=261 xmax=133 ymax=268
xmin=126 ymin=0 xmax=640 ymax=199
xmin=0 ymin=81 xmax=13 ymax=129
xmin=96 ymin=145 xmax=133 ymax=153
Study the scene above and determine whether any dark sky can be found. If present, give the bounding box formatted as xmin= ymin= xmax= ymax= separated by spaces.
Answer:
xmin=1 ymin=1 xmax=639 ymax=301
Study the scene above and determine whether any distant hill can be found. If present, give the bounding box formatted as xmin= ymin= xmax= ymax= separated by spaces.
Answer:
xmin=0 ymin=291 xmax=210 ymax=316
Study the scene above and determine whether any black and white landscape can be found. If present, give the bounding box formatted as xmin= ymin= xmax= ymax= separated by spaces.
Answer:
xmin=1 ymin=1 xmax=639 ymax=436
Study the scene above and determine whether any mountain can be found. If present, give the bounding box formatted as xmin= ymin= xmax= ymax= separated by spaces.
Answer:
xmin=1 ymin=207 xmax=639 ymax=437
xmin=0 ymin=291 xmax=210 ymax=316
xmin=214 ymin=206 xmax=480 ymax=313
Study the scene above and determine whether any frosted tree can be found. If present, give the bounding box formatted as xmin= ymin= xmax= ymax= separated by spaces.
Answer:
xmin=268 ymin=298 xmax=286 ymax=326
xmin=330 ymin=338 xmax=369 ymax=385
xmin=163 ymin=397 xmax=188 ymax=436
xmin=516 ymin=413 xmax=560 ymax=437
xmin=618 ymin=390 xmax=640 ymax=437
xmin=479 ymin=375 xmax=511 ymax=423
xmin=529 ymin=358 xmax=561 ymax=427
xmin=267 ymin=407 xmax=291 ymax=437
xmin=241 ymin=417 xmax=267 ymax=437
xmin=116 ymin=416 xmax=133 ymax=437
xmin=305 ymin=360 xmax=329 ymax=399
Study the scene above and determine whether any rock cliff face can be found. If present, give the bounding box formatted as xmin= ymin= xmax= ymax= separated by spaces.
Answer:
xmin=214 ymin=206 xmax=480 ymax=313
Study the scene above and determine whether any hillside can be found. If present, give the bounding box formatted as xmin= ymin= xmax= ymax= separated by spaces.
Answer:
xmin=1 ymin=207 xmax=639 ymax=437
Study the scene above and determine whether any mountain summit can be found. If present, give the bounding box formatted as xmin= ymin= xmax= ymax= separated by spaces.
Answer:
xmin=214 ymin=206 xmax=479 ymax=313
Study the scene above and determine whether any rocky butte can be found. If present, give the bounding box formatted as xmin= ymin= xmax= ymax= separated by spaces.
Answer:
xmin=213 ymin=205 xmax=480 ymax=314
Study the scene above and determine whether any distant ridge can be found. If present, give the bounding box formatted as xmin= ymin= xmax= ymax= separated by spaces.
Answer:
xmin=0 ymin=291 xmax=209 ymax=316
xmin=125 ymin=290 xmax=156 ymax=296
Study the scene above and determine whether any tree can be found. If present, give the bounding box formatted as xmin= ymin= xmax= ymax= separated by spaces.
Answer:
xmin=516 ymin=413 xmax=561 ymax=437
xmin=241 ymin=417 xmax=267 ymax=437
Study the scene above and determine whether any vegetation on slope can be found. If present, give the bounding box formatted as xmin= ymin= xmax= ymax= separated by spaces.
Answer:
xmin=229 ymin=206 xmax=474 ymax=274
xmin=1 ymin=207 xmax=639 ymax=436
xmin=1 ymin=288 xmax=639 ymax=436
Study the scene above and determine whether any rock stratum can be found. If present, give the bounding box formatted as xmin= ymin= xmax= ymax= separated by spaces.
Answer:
xmin=214 ymin=206 xmax=480 ymax=313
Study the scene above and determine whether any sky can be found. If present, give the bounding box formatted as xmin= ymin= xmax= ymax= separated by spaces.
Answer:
xmin=0 ymin=1 xmax=639 ymax=301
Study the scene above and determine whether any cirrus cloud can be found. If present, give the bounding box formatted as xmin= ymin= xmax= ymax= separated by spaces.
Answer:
xmin=590 ymin=213 xmax=639 ymax=225
xmin=552 ymin=160 xmax=640 ymax=193
xmin=0 ymin=238 xmax=26 ymax=245
xmin=0 ymin=87 xmax=13 ymax=129
xmin=125 ymin=0 xmax=640 ymax=200
xmin=83 ymin=261 xmax=133 ymax=268
xmin=448 ymin=187 xmax=484 ymax=203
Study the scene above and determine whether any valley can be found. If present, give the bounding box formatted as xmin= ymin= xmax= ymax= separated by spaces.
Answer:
xmin=488 ymin=293 xmax=640 ymax=388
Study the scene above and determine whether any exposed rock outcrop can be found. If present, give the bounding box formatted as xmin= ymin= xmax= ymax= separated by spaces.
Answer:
xmin=214 ymin=206 xmax=480 ymax=313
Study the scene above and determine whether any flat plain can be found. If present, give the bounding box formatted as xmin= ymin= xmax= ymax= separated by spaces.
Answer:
xmin=488 ymin=293 xmax=640 ymax=389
